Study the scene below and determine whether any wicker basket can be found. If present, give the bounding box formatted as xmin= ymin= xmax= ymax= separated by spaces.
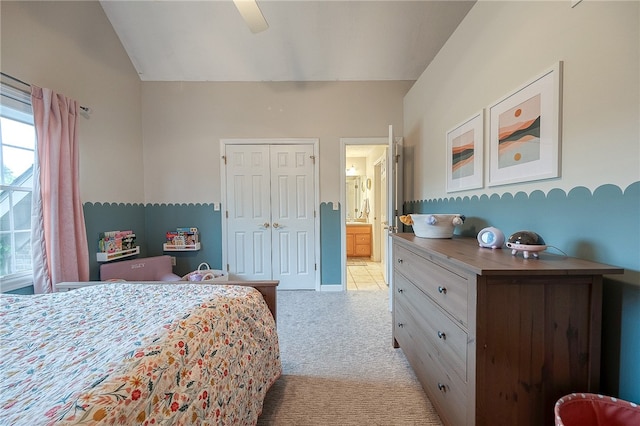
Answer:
xmin=182 ymin=262 xmax=228 ymax=282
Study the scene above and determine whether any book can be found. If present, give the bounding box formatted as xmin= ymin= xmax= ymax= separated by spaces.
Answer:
xmin=98 ymin=230 xmax=136 ymax=253
xmin=166 ymin=227 xmax=199 ymax=246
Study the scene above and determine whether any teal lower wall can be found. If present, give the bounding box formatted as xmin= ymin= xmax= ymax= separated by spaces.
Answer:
xmin=320 ymin=202 xmax=341 ymax=286
xmin=406 ymin=183 xmax=639 ymax=271
xmin=84 ymin=202 xmax=341 ymax=285
xmin=404 ymin=182 xmax=640 ymax=404
xmin=84 ymin=203 xmax=146 ymax=280
xmin=5 ymin=286 xmax=35 ymax=295
xmin=144 ymin=204 xmax=223 ymax=277
xmin=84 ymin=203 xmax=222 ymax=280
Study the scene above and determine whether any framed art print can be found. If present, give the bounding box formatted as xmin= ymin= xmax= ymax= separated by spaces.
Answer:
xmin=488 ymin=62 xmax=563 ymax=187
xmin=446 ymin=111 xmax=484 ymax=192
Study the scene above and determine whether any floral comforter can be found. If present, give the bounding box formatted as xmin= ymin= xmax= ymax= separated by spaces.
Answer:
xmin=0 ymin=283 xmax=281 ymax=425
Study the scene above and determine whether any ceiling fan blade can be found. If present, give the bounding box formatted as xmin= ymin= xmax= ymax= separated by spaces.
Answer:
xmin=233 ymin=0 xmax=269 ymax=34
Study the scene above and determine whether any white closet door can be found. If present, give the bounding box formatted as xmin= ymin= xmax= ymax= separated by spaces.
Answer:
xmin=270 ymin=145 xmax=316 ymax=290
xmin=225 ymin=143 xmax=316 ymax=289
xmin=225 ymin=145 xmax=272 ymax=280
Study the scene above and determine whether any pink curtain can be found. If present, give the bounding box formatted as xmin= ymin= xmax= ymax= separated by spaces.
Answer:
xmin=30 ymin=86 xmax=89 ymax=293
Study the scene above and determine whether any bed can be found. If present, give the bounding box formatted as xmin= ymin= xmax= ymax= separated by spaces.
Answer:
xmin=0 ymin=283 xmax=281 ymax=425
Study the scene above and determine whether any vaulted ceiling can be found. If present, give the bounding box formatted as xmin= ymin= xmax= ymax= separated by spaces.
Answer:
xmin=100 ymin=0 xmax=475 ymax=82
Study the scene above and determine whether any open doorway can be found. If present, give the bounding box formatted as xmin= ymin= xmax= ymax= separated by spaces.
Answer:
xmin=340 ymin=138 xmax=388 ymax=291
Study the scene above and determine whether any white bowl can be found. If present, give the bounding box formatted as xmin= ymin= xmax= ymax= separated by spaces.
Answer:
xmin=410 ymin=214 xmax=465 ymax=239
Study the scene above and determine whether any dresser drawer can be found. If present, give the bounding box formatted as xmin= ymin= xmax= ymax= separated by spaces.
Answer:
xmin=395 ymin=273 xmax=468 ymax=383
xmin=393 ymin=297 xmax=414 ymax=350
xmin=394 ymin=302 xmax=467 ymax=426
xmin=394 ymin=243 xmax=468 ymax=326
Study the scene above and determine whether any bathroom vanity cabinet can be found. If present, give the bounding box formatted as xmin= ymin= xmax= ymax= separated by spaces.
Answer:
xmin=346 ymin=224 xmax=371 ymax=257
xmin=391 ymin=234 xmax=623 ymax=426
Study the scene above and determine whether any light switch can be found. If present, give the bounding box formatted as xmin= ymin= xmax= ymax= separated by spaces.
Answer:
xmin=213 ymin=203 xmax=220 ymax=211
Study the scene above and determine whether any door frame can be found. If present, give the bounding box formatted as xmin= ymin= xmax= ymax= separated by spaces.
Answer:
xmin=220 ymin=138 xmax=321 ymax=290
xmin=340 ymin=137 xmax=388 ymax=292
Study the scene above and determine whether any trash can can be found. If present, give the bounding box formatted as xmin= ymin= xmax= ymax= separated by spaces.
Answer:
xmin=555 ymin=393 xmax=640 ymax=426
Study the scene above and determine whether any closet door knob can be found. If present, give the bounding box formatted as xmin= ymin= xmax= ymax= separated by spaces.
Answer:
xmin=261 ymin=222 xmax=270 ymax=228
xmin=397 ymin=288 xmax=404 ymax=293
xmin=272 ymin=223 xmax=280 ymax=229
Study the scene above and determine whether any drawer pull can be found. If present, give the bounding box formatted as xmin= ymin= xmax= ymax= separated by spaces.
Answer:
xmin=437 ymin=331 xmax=446 ymax=340
xmin=397 ymin=323 xmax=404 ymax=328
xmin=437 ymin=286 xmax=447 ymax=294
xmin=397 ymin=288 xmax=404 ymax=293
xmin=437 ymin=382 xmax=447 ymax=393
xmin=397 ymin=258 xmax=403 ymax=264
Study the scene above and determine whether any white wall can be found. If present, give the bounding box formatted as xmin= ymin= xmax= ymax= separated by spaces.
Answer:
xmin=404 ymin=0 xmax=639 ymax=201
xmin=1 ymin=1 xmax=144 ymax=204
xmin=141 ymin=81 xmax=411 ymax=204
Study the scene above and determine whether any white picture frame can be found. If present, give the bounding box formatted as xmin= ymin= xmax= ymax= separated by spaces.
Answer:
xmin=488 ymin=62 xmax=563 ymax=187
xmin=446 ymin=111 xmax=484 ymax=192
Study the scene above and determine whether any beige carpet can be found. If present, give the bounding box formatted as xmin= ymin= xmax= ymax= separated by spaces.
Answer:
xmin=257 ymin=289 xmax=442 ymax=425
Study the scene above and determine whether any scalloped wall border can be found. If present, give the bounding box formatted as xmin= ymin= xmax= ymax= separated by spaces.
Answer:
xmin=83 ymin=202 xmax=214 ymax=208
xmin=405 ymin=182 xmax=639 ymax=206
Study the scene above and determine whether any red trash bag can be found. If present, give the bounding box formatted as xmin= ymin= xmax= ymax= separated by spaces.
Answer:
xmin=555 ymin=393 xmax=640 ymax=426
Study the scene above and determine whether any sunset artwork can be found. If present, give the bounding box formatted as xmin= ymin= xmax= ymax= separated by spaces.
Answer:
xmin=451 ymin=129 xmax=475 ymax=179
xmin=497 ymin=94 xmax=541 ymax=169
xmin=446 ymin=111 xmax=483 ymax=192
xmin=488 ymin=62 xmax=561 ymax=187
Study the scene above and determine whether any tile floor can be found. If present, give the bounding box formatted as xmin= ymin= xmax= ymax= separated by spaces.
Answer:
xmin=346 ymin=258 xmax=387 ymax=291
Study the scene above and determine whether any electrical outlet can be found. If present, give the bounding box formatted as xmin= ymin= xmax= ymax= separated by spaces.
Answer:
xmin=171 ymin=256 xmax=176 ymax=266
xmin=213 ymin=203 xmax=220 ymax=211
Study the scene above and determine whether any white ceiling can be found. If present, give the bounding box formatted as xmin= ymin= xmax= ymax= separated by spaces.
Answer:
xmin=100 ymin=0 xmax=475 ymax=82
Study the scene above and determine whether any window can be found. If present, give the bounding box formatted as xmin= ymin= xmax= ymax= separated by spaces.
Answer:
xmin=0 ymin=83 xmax=35 ymax=291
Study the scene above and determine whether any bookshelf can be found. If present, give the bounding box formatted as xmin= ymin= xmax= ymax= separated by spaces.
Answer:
xmin=96 ymin=246 xmax=140 ymax=262
xmin=97 ymin=230 xmax=138 ymax=262
xmin=163 ymin=242 xmax=201 ymax=251
xmin=164 ymin=227 xmax=200 ymax=252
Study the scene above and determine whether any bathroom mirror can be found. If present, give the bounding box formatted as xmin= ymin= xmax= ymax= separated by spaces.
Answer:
xmin=345 ymin=175 xmax=363 ymax=221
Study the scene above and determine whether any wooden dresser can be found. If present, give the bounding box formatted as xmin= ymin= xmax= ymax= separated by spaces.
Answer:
xmin=391 ymin=234 xmax=623 ymax=426
xmin=346 ymin=224 xmax=372 ymax=257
